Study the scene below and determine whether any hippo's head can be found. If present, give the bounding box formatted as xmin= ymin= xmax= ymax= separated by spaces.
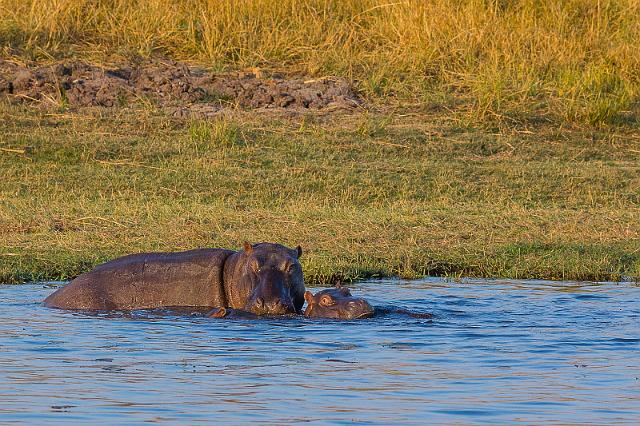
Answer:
xmin=303 ymin=286 xmax=374 ymax=319
xmin=225 ymin=242 xmax=305 ymax=316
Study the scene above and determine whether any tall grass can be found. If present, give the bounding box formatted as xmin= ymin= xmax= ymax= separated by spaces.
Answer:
xmin=1 ymin=0 xmax=639 ymax=125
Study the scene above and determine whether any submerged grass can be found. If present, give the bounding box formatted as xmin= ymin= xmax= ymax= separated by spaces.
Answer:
xmin=1 ymin=103 xmax=639 ymax=284
xmin=1 ymin=0 xmax=639 ymax=126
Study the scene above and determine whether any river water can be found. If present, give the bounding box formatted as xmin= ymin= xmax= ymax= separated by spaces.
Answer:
xmin=1 ymin=278 xmax=639 ymax=424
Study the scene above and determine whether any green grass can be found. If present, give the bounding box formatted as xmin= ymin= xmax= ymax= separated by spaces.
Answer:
xmin=1 ymin=102 xmax=639 ymax=284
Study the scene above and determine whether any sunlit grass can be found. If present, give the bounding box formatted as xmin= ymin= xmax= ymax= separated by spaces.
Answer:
xmin=1 ymin=103 xmax=639 ymax=283
xmin=1 ymin=0 xmax=639 ymax=126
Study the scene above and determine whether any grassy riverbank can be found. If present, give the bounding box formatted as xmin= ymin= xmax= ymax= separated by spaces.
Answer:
xmin=1 ymin=102 xmax=639 ymax=284
xmin=1 ymin=0 xmax=639 ymax=283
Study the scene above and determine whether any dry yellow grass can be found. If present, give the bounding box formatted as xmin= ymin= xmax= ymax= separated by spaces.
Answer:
xmin=1 ymin=0 xmax=639 ymax=125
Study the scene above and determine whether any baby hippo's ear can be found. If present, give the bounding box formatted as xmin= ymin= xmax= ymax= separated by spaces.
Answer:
xmin=304 ymin=291 xmax=314 ymax=305
xmin=243 ymin=241 xmax=253 ymax=254
xmin=296 ymin=245 xmax=303 ymax=258
xmin=208 ymin=307 xmax=228 ymax=318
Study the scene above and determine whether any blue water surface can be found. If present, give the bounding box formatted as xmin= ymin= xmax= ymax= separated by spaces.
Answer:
xmin=1 ymin=278 xmax=639 ymax=424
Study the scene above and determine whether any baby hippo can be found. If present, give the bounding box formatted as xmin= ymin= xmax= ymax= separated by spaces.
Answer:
xmin=303 ymin=286 xmax=375 ymax=319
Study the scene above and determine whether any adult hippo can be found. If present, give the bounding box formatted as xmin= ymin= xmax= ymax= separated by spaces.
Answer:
xmin=43 ymin=242 xmax=305 ymax=316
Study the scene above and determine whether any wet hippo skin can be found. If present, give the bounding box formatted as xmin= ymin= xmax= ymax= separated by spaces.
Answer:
xmin=43 ymin=242 xmax=305 ymax=315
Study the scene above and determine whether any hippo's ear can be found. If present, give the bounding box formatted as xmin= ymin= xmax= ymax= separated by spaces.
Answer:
xmin=296 ymin=245 xmax=303 ymax=258
xmin=209 ymin=307 xmax=228 ymax=318
xmin=304 ymin=291 xmax=314 ymax=305
xmin=243 ymin=241 xmax=253 ymax=254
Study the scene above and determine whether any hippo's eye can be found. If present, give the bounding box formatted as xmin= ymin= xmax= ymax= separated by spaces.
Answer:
xmin=319 ymin=295 xmax=334 ymax=307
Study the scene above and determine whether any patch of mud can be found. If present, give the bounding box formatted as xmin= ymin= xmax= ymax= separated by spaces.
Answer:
xmin=0 ymin=58 xmax=362 ymax=116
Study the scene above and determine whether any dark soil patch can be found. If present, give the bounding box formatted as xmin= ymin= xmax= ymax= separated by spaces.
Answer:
xmin=0 ymin=58 xmax=362 ymax=116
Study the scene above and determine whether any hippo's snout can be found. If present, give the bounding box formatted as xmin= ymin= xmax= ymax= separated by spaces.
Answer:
xmin=266 ymin=299 xmax=296 ymax=316
xmin=345 ymin=299 xmax=375 ymax=319
xmin=248 ymin=297 xmax=296 ymax=316
xmin=245 ymin=267 xmax=298 ymax=315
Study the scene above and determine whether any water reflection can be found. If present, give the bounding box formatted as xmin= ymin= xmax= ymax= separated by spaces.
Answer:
xmin=0 ymin=279 xmax=639 ymax=424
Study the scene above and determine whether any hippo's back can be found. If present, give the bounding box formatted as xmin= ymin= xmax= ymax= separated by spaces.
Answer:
xmin=44 ymin=248 xmax=235 ymax=310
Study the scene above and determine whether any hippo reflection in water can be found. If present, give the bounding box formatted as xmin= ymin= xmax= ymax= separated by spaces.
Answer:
xmin=44 ymin=242 xmax=305 ymax=316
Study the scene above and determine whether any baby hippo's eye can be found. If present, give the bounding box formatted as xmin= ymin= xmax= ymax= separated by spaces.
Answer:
xmin=319 ymin=295 xmax=334 ymax=307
